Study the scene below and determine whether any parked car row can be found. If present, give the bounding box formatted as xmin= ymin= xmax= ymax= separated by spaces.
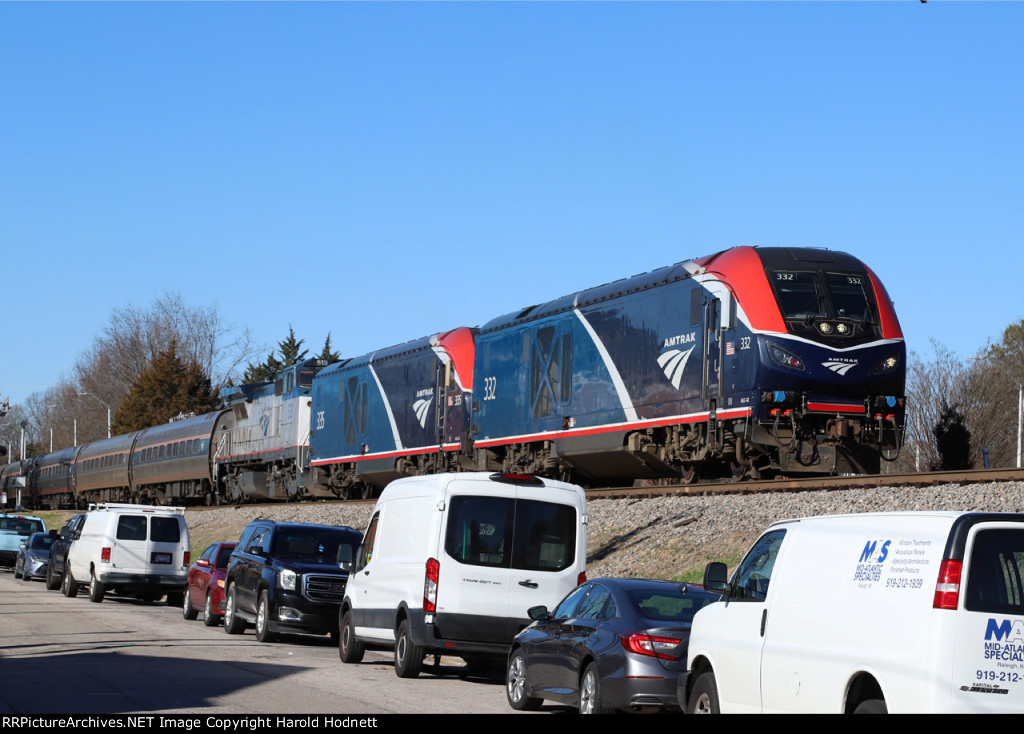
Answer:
xmin=19 ymin=475 xmax=1023 ymax=713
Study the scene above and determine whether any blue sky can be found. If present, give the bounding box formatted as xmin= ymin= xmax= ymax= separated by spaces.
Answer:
xmin=2 ymin=1 xmax=1021 ymax=406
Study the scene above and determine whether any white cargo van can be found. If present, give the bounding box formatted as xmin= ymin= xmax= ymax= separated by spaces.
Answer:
xmin=338 ymin=472 xmax=588 ymax=678
xmin=64 ymin=502 xmax=190 ymax=605
xmin=681 ymin=511 xmax=1024 ymax=713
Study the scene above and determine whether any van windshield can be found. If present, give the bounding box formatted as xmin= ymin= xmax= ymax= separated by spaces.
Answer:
xmin=965 ymin=529 xmax=1024 ymax=615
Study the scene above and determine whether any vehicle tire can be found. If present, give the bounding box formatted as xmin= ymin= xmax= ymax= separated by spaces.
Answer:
xmin=45 ymin=565 xmax=60 ymax=591
xmin=203 ymin=591 xmax=220 ymax=627
xmin=854 ymin=698 xmax=888 ymax=714
xmin=182 ymin=590 xmax=199 ymax=620
xmin=14 ymin=562 xmax=23 ymax=579
xmin=394 ymin=619 xmax=424 ymax=678
xmin=255 ymin=591 xmax=275 ymax=643
xmin=62 ymin=568 xmax=78 ymax=598
xmin=506 ymin=649 xmax=542 ymax=711
xmin=21 ymin=567 xmax=32 ymax=582
xmin=165 ymin=591 xmax=185 ymax=608
xmin=88 ymin=572 xmax=106 ymax=603
xmin=579 ymin=662 xmax=613 ymax=714
xmin=339 ymin=610 xmax=364 ymax=664
xmin=688 ymin=672 xmax=721 ymax=714
xmin=223 ymin=586 xmax=246 ymax=635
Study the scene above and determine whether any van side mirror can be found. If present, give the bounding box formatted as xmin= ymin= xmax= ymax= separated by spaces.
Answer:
xmin=703 ymin=562 xmax=731 ymax=595
xmin=337 ymin=544 xmax=353 ymax=572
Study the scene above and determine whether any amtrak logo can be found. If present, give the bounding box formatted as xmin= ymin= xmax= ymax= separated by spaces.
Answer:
xmin=822 ymin=360 xmax=857 ymax=376
xmin=413 ymin=398 xmax=432 ymax=428
xmin=658 ymin=346 xmax=696 ymax=389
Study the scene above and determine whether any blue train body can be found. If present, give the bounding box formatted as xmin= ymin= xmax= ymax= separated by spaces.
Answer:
xmin=12 ymin=246 xmax=906 ymax=508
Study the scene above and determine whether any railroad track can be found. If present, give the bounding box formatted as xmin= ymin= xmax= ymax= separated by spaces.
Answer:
xmin=587 ymin=467 xmax=1024 ymax=500
xmin=181 ymin=468 xmax=1024 ymax=512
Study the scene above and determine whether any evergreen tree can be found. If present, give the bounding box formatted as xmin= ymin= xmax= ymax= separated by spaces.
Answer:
xmin=243 ymin=326 xmax=308 ymax=383
xmin=112 ymin=340 xmax=220 ymax=433
xmin=931 ymin=402 xmax=974 ymax=471
xmin=317 ymin=332 xmax=341 ymax=363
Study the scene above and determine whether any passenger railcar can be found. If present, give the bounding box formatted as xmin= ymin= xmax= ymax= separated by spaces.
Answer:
xmin=132 ymin=410 xmax=229 ymax=504
xmin=26 ymin=447 xmax=81 ymax=507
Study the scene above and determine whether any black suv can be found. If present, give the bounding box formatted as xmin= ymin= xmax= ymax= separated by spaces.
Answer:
xmin=222 ymin=520 xmax=361 ymax=643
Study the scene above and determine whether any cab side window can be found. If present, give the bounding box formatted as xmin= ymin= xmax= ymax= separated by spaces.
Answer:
xmin=733 ymin=529 xmax=787 ymax=601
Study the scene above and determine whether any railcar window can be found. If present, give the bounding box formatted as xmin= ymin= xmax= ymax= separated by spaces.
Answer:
xmin=297 ymin=370 xmax=315 ymax=389
xmin=769 ymin=271 xmax=827 ymax=321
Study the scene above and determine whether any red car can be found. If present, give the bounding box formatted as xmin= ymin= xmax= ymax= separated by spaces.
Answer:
xmin=183 ymin=542 xmax=236 ymax=626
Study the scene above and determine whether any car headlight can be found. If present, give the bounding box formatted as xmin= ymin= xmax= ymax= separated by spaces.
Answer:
xmin=278 ymin=569 xmax=297 ymax=591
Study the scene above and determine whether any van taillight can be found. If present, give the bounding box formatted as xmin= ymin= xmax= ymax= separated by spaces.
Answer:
xmin=183 ymin=551 xmax=190 ymax=567
xmin=101 ymin=547 xmax=111 ymax=563
xmin=578 ymin=571 xmax=587 ymax=586
xmin=424 ymin=557 xmax=440 ymax=613
xmin=933 ymin=558 xmax=962 ymax=609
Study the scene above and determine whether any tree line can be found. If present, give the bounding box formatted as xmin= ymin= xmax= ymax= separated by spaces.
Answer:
xmin=0 ymin=293 xmax=339 ymax=460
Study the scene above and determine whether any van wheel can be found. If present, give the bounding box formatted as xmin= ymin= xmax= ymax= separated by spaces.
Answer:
xmin=62 ymin=568 xmax=78 ymax=598
xmin=854 ymin=698 xmax=887 ymax=714
xmin=394 ymin=619 xmax=423 ymax=678
xmin=688 ymin=672 xmax=720 ymax=714
xmin=255 ymin=591 xmax=275 ymax=643
xmin=203 ymin=591 xmax=220 ymax=627
xmin=579 ymin=663 xmax=612 ymax=714
xmin=339 ymin=610 xmax=364 ymax=664
xmin=89 ymin=573 xmax=106 ymax=603
xmin=506 ymin=649 xmax=542 ymax=711
xmin=223 ymin=586 xmax=246 ymax=635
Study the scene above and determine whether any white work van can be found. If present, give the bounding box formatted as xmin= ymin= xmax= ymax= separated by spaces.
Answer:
xmin=681 ymin=511 xmax=1024 ymax=713
xmin=64 ymin=502 xmax=190 ymax=605
xmin=338 ymin=472 xmax=588 ymax=678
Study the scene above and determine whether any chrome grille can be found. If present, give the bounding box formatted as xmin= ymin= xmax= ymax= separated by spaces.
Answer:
xmin=302 ymin=573 xmax=347 ymax=603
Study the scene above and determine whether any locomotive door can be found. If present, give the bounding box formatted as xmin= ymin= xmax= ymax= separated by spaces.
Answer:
xmin=702 ymin=296 xmax=724 ymax=451
xmin=433 ymin=357 xmax=449 ymax=466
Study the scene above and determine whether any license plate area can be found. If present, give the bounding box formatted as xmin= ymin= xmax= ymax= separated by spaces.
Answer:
xmin=151 ymin=552 xmax=172 ymax=564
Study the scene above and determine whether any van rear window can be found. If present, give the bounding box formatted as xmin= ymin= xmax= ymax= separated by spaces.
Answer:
xmin=115 ymin=515 xmax=181 ymax=543
xmin=965 ymin=529 xmax=1024 ymax=614
xmin=444 ymin=496 xmax=576 ymax=572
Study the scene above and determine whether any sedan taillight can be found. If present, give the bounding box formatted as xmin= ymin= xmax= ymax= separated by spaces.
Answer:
xmin=620 ymin=633 xmax=683 ymax=661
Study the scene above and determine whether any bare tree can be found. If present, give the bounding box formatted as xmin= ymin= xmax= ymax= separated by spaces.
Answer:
xmin=901 ymin=340 xmax=973 ymax=473
xmin=68 ymin=293 xmax=260 ymax=441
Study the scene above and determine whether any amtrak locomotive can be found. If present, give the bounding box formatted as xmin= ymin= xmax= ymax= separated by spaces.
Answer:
xmin=10 ymin=246 xmax=906 ymax=508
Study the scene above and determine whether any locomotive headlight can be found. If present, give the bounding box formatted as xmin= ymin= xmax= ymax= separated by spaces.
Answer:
xmin=818 ymin=322 xmax=833 ymax=335
xmin=836 ymin=323 xmax=850 ymax=335
xmin=769 ymin=343 xmax=805 ymax=371
xmin=873 ymin=354 xmax=900 ymax=374
xmin=278 ymin=569 xmax=297 ymax=591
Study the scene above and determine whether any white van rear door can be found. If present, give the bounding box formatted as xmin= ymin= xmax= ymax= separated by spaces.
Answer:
xmin=434 ymin=478 xmax=515 ymax=643
xmin=507 ymin=482 xmax=586 ymax=638
xmin=953 ymin=522 xmax=1024 ymax=712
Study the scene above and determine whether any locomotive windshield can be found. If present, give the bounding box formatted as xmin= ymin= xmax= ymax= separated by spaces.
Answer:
xmin=769 ymin=270 xmax=877 ymax=324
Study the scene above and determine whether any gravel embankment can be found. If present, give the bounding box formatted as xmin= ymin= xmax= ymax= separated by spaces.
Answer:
xmin=185 ymin=481 xmax=1024 ymax=582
